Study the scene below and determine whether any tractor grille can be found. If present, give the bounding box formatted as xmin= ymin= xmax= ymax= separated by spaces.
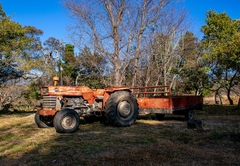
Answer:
xmin=42 ymin=96 xmax=56 ymax=109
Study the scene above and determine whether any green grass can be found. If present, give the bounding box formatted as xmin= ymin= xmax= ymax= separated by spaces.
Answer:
xmin=0 ymin=105 xmax=240 ymax=165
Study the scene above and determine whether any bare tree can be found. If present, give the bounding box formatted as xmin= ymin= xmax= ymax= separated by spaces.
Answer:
xmin=39 ymin=37 xmax=65 ymax=85
xmin=0 ymin=82 xmax=24 ymax=111
xmin=154 ymin=31 xmax=184 ymax=89
xmin=138 ymin=6 xmax=189 ymax=89
xmin=63 ymin=0 xmax=187 ymax=86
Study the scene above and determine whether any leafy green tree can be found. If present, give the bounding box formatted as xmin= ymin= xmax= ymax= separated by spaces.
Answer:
xmin=75 ymin=46 xmax=106 ymax=88
xmin=0 ymin=5 xmax=6 ymax=18
xmin=201 ymin=11 xmax=240 ymax=105
xmin=23 ymin=82 xmax=42 ymax=110
xmin=60 ymin=44 xmax=78 ymax=85
xmin=178 ymin=31 xmax=210 ymax=95
xmin=0 ymin=4 xmax=44 ymax=111
xmin=0 ymin=4 xmax=43 ymax=84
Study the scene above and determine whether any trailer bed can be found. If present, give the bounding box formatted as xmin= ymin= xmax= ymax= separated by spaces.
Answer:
xmin=130 ymin=86 xmax=203 ymax=115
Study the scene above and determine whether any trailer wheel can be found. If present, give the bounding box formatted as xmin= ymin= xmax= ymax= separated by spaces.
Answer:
xmin=35 ymin=113 xmax=53 ymax=128
xmin=156 ymin=114 xmax=165 ymax=121
xmin=105 ymin=91 xmax=138 ymax=127
xmin=53 ymin=109 xmax=80 ymax=133
xmin=185 ymin=110 xmax=195 ymax=120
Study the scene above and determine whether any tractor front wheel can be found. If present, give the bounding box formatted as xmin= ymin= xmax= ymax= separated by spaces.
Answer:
xmin=53 ymin=109 xmax=80 ymax=133
xmin=35 ymin=113 xmax=53 ymax=128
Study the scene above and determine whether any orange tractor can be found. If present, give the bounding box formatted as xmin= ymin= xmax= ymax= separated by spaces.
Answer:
xmin=35 ymin=78 xmax=203 ymax=133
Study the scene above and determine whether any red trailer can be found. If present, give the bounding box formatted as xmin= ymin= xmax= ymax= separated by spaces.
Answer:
xmin=131 ymin=86 xmax=202 ymax=120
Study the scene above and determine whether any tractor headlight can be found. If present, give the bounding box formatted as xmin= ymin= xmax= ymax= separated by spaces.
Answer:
xmin=42 ymin=87 xmax=49 ymax=94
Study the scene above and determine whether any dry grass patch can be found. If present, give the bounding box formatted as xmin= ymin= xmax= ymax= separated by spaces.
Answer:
xmin=0 ymin=105 xmax=240 ymax=165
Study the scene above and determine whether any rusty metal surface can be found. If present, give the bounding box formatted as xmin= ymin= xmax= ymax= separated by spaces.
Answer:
xmin=172 ymin=96 xmax=202 ymax=106
xmin=137 ymin=95 xmax=203 ymax=113
xmin=133 ymin=86 xmax=202 ymax=112
xmin=137 ymin=97 xmax=170 ymax=109
xmin=171 ymin=96 xmax=203 ymax=112
xmin=41 ymin=86 xmax=106 ymax=105
xmin=93 ymin=89 xmax=105 ymax=97
xmin=41 ymin=86 xmax=94 ymax=96
xmin=37 ymin=109 xmax=57 ymax=116
xmin=104 ymin=87 xmax=131 ymax=92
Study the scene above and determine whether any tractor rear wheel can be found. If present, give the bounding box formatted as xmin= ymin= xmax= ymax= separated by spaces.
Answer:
xmin=53 ymin=109 xmax=80 ymax=133
xmin=105 ymin=91 xmax=138 ymax=127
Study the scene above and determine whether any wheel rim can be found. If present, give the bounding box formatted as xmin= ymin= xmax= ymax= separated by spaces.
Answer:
xmin=188 ymin=111 xmax=194 ymax=119
xmin=117 ymin=101 xmax=132 ymax=118
xmin=61 ymin=114 xmax=76 ymax=129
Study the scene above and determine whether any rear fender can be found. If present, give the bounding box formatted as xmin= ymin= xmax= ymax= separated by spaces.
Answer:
xmin=103 ymin=87 xmax=132 ymax=108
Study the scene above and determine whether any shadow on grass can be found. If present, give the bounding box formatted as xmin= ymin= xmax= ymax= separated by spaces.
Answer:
xmin=0 ymin=109 xmax=36 ymax=116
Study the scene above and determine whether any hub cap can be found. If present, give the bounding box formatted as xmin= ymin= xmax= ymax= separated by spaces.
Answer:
xmin=118 ymin=101 xmax=131 ymax=118
xmin=61 ymin=115 xmax=76 ymax=129
xmin=188 ymin=110 xmax=194 ymax=119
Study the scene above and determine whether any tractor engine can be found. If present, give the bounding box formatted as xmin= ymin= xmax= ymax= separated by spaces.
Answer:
xmin=62 ymin=96 xmax=103 ymax=116
xmin=42 ymin=95 xmax=103 ymax=117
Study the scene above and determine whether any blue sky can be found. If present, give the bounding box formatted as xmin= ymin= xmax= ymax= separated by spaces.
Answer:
xmin=1 ymin=0 xmax=240 ymax=49
xmin=185 ymin=0 xmax=240 ymax=36
xmin=1 ymin=0 xmax=69 ymax=43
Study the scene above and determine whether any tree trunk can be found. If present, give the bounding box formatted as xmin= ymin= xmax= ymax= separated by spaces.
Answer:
xmin=114 ymin=62 xmax=121 ymax=86
xmin=226 ymin=87 xmax=233 ymax=105
xmin=215 ymin=90 xmax=219 ymax=105
xmin=237 ymin=97 xmax=240 ymax=109
xmin=132 ymin=32 xmax=143 ymax=87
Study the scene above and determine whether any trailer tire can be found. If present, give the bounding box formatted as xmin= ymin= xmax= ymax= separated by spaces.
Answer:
xmin=185 ymin=110 xmax=195 ymax=120
xmin=35 ymin=113 xmax=53 ymax=128
xmin=156 ymin=114 xmax=165 ymax=121
xmin=53 ymin=109 xmax=80 ymax=133
xmin=105 ymin=91 xmax=138 ymax=127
